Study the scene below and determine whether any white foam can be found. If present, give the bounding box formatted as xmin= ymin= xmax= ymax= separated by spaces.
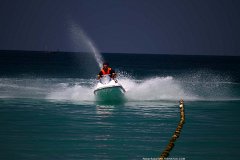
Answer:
xmin=46 ymin=76 xmax=198 ymax=102
xmin=46 ymin=85 xmax=94 ymax=101
xmin=0 ymin=76 xmax=238 ymax=102
xmin=119 ymin=76 xmax=198 ymax=101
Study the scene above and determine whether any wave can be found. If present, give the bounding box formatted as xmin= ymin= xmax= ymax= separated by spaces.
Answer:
xmin=0 ymin=75 xmax=239 ymax=102
xmin=46 ymin=76 xmax=198 ymax=102
xmin=120 ymin=76 xmax=198 ymax=101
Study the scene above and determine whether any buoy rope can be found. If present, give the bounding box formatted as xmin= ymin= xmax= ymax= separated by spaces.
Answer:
xmin=160 ymin=99 xmax=185 ymax=159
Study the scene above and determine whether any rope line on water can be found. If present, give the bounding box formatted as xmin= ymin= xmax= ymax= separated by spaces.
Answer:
xmin=160 ymin=99 xmax=185 ymax=159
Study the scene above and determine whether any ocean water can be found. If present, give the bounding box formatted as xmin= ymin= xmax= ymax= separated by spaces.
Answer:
xmin=0 ymin=51 xmax=240 ymax=160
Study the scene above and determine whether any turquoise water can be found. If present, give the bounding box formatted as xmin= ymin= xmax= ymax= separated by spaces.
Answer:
xmin=0 ymin=51 xmax=240 ymax=159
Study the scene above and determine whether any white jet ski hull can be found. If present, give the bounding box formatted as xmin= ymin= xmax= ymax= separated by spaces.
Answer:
xmin=94 ymin=85 xmax=125 ymax=95
xmin=94 ymin=76 xmax=126 ymax=102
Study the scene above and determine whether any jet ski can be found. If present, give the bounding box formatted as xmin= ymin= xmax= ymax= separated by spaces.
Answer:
xmin=94 ymin=75 xmax=126 ymax=101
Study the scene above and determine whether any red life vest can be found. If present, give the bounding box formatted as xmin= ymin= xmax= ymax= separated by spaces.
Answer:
xmin=101 ymin=67 xmax=112 ymax=75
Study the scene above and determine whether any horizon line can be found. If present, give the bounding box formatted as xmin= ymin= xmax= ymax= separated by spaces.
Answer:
xmin=0 ymin=49 xmax=239 ymax=57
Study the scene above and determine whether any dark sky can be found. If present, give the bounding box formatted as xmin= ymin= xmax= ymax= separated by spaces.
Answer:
xmin=0 ymin=0 xmax=240 ymax=55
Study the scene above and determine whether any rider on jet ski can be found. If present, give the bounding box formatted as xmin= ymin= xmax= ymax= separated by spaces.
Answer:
xmin=97 ymin=62 xmax=117 ymax=82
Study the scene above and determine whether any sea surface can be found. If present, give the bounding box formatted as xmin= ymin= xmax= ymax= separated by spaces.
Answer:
xmin=0 ymin=50 xmax=240 ymax=160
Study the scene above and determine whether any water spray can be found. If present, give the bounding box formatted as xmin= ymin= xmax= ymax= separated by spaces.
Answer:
xmin=69 ymin=21 xmax=104 ymax=69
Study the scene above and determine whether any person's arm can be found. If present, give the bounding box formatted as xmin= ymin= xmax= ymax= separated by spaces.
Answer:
xmin=97 ymin=71 xmax=103 ymax=80
xmin=110 ymin=69 xmax=117 ymax=79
